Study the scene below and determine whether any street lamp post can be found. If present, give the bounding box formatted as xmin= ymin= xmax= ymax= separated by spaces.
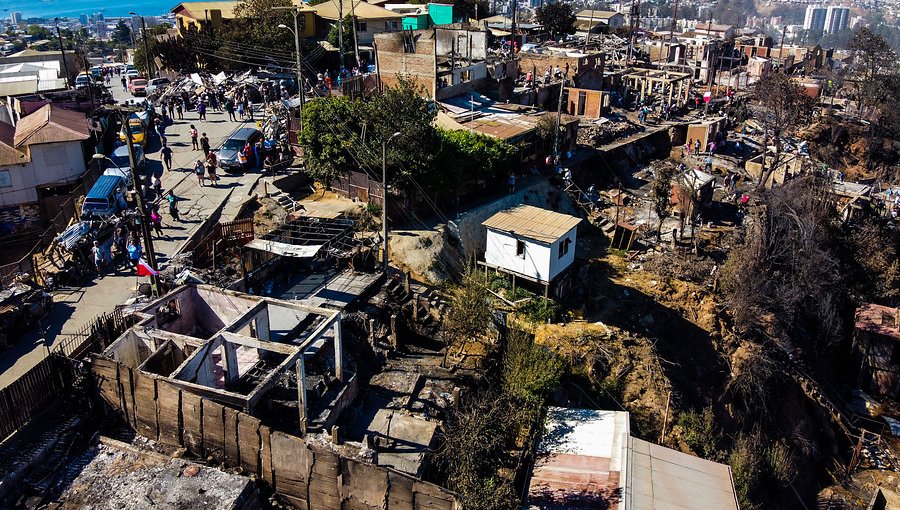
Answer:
xmin=274 ymin=6 xmax=306 ymax=129
xmin=130 ymin=12 xmax=153 ymax=78
xmin=381 ymin=131 xmax=401 ymax=272
xmin=93 ymin=110 xmax=159 ymax=290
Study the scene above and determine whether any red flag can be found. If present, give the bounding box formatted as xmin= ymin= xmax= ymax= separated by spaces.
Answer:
xmin=136 ymin=258 xmax=158 ymax=276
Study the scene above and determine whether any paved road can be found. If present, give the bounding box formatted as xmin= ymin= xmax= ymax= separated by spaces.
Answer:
xmin=0 ymin=81 xmax=268 ymax=388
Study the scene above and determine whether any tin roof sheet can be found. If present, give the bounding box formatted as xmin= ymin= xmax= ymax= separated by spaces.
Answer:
xmin=482 ymin=205 xmax=581 ymax=244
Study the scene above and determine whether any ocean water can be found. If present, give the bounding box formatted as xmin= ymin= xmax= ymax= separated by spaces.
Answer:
xmin=2 ymin=0 xmax=174 ymax=19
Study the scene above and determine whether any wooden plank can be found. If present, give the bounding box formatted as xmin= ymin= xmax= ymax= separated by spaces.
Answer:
xmin=93 ymin=358 xmax=122 ymax=410
xmin=181 ymin=391 xmax=204 ymax=455
xmin=237 ymin=412 xmax=261 ymax=476
xmin=271 ymin=431 xmax=310 ymax=503
xmin=341 ymin=459 xmax=389 ymax=510
xmin=155 ymin=380 xmax=182 ymax=447
xmin=260 ymin=425 xmax=274 ymax=487
xmin=413 ymin=481 xmax=457 ymax=510
xmin=223 ymin=407 xmax=241 ymax=468
xmin=388 ymin=471 xmax=416 ymax=509
xmin=308 ymin=449 xmax=341 ymax=510
xmin=202 ymin=400 xmax=226 ymax=463
xmin=120 ymin=366 xmax=137 ymax=428
xmin=132 ymin=372 xmax=158 ymax=441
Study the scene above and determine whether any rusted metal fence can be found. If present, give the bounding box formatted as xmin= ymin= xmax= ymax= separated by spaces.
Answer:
xmin=330 ymin=171 xmax=384 ymax=207
xmin=0 ymin=307 xmax=133 ymax=442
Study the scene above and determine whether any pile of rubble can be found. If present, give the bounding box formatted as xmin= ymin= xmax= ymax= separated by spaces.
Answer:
xmin=577 ymin=116 xmax=643 ymax=146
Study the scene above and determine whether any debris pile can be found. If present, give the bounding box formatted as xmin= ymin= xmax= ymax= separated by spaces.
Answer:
xmin=577 ymin=117 xmax=642 ymax=146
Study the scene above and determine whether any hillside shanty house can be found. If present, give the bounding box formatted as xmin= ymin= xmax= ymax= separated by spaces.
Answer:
xmin=853 ymin=303 xmax=900 ymax=398
xmin=0 ymin=104 xmax=90 ymax=233
xmin=481 ymin=205 xmax=580 ymax=297
xmin=525 ymin=407 xmax=740 ymax=509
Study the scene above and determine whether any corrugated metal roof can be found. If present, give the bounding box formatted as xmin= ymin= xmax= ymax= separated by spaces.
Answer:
xmin=482 ymin=205 xmax=580 ymax=244
xmin=0 ymin=121 xmax=28 ymax=166
xmin=171 ymin=1 xmax=240 ymax=19
xmin=0 ymin=77 xmax=39 ymax=97
xmin=628 ymin=437 xmax=739 ymax=510
xmin=527 ymin=408 xmax=629 ymax=509
xmin=313 ymin=0 xmax=402 ymax=20
xmin=13 ymin=103 xmax=90 ymax=147
xmin=855 ymin=303 xmax=900 ymax=341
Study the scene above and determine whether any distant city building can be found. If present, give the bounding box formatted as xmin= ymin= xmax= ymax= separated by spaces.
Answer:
xmin=10 ymin=12 xmax=23 ymax=25
xmin=849 ymin=15 xmax=865 ymax=29
xmin=96 ymin=22 xmax=108 ymax=39
xmin=824 ymin=6 xmax=849 ymax=34
xmin=697 ymin=5 xmax=711 ymax=22
xmin=94 ymin=12 xmax=105 ymax=22
xmin=79 ymin=14 xmax=89 ymax=25
xmin=804 ymin=6 xmax=826 ymax=32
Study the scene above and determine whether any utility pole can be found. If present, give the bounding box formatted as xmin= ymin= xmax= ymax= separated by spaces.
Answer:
xmin=55 ymin=22 xmax=71 ymax=88
xmin=275 ymin=6 xmax=306 ymax=130
xmin=584 ymin=7 xmax=595 ymax=53
xmin=118 ymin=110 xmax=159 ymax=290
xmin=381 ymin=132 xmax=401 ymax=272
xmin=551 ymin=71 xmax=567 ymax=172
xmin=338 ymin=0 xmax=345 ymax=70
xmin=667 ymin=0 xmax=679 ymax=64
xmin=778 ymin=25 xmax=786 ymax=72
xmin=350 ymin=0 xmax=361 ymax=70
xmin=131 ymin=13 xmax=153 ymax=78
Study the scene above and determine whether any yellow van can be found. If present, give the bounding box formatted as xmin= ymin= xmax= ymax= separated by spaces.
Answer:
xmin=118 ymin=112 xmax=148 ymax=147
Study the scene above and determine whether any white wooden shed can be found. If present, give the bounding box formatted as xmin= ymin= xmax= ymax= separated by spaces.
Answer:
xmin=482 ymin=205 xmax=581 ymax=285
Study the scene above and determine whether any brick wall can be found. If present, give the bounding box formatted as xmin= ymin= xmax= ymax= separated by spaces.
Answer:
xmin=376 ymin=34 xmax=437 ymax=97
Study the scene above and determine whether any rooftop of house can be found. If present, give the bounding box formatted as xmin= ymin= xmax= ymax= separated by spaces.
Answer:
xmin=695 ymin=22 xmax=735 ymax=32
xmin=526 ymin=407 xmax=740 ymax=510
xmin=856 ymin=303 xmax=900 ymax=341
xmin=171 ymin=1 xmax=240 ymax=20
xmin=576 ymin=10 xmax=623 ymax=20
xmin=679 ymin=168 xmax=716 ymax=190
xmin=313 ymin=0 xmax=403 ymax=21
xmin=13 ymin=103 xmax=90 ymax=148
xmin=482 ymin=205 xmax=581 ymax=244
xmin=0 ymin=121 xmax=28 ymax=166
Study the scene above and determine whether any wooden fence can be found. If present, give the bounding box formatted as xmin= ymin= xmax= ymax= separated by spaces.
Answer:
xmin=0 ymin=356 xmax=70 ymax=441
xmin=331 ymin=171 xmax=384 ymax=207
xmin=92 ymin=357 xmax=460 ymax=510
xmin=191 ymin=218 xmax=255 ymax=268
xmin=54 ymin=307 xmax=132 ymax=359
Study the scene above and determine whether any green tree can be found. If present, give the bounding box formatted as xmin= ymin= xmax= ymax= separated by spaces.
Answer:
xmin=441 ymin=268 xmax=493 ymax=365
xmin=436 ymin=129 xmax=517 ymax=191
xmin=298 ymin=95 xmax=363 ymax=186
xmin=502 ymin=330 xmax=564 ymax=403
xmin=535 ymin=3 xmax=576 ymax=38
xmin=26 ymin=25 xmax=52 ymax=40
xmin=327 ymin=15 xmax=356 ymax=66
xmin=111 ymin=20 xmax=132 ymax=46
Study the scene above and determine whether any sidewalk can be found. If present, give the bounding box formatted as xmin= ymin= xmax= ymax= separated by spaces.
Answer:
xmin=0 ymin=84 xmax=266 ymax=388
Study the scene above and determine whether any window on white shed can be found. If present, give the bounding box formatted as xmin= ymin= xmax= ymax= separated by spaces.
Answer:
xmin=558 ymin=237 xmax=572 ymax=259
xmin=516 ymin=240 xmax=525 ymax=258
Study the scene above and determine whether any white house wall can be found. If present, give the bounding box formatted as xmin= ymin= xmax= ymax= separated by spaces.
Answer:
xmin=0 ymin=141 xmax=85 ymax=207
xmin=548 ymin=226 xmax=577 ymax=281
xmin=485 ymin=228 xmax=553 ymax=282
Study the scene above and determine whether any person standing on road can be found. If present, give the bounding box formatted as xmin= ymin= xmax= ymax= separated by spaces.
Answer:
xmin=167 ymin=99 xmax=175 ymax=120
xmin=151 ymin=174 xmax=162 ymax=197
xmin=225 ymin=98 xmax=235 ymax=121
xmin=92 ymin=241 xmax=105 ymax=276
xmin=237 ymin=100 xmax=245 ymax=120
xmin=247 ymin=98 xmax=254 ymax=121
xmin=166 ymin=190 xmax=181 ymax=221
xmin=176 ymin=99 xmax=184 ymax=120
xmin=121 ymin=76 xmax=127 ymax=91
xmin=190 ymin=125 xmax=199 ymax=150
xmin=195 ymin=159 xmax=206 ymax=186
xmin=126 ymin=238 xmax=142 ymax=268
xmin=197 ymin=100 xmax=207 ymax=122
xmin=200 ymin=132 xmax=210 ymax=155
xmin=161 ymin=143 xmax=173 ymax=172
xmin=206 ymin=151 xmax=219 ymax=185
xmin=150 ymin=208 xmax=164 ymax=237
